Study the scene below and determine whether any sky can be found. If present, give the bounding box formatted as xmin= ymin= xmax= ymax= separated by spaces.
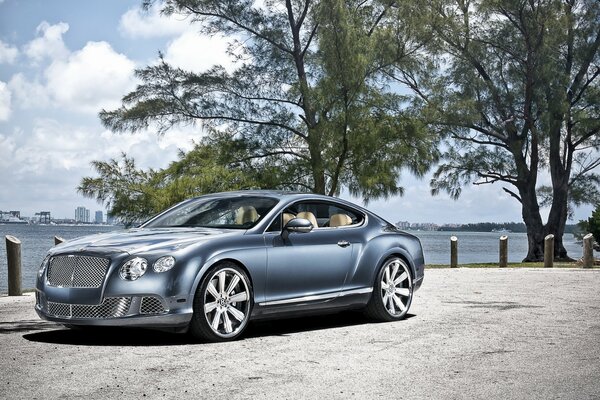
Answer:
xmin=0 ymin=0 xmax=595 ymax=224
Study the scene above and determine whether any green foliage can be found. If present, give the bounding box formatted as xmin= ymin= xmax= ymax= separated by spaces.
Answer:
xmin=78 ymin=142 xmax=262 ymax=226
xmin=414 ymin=0 xmax=600 ymax=199
xmin=395 ymin=0 xmax=600 ymax=259
xmin=78 ymin=154 xmax=155 ymax=226
xmin=95 ymin=0 xmax=439 ymax=211
xmin=586 ymin=204 xmax=600 ymax=246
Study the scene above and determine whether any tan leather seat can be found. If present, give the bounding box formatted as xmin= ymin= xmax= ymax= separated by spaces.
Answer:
xmin=235 ymin=206 xmax=259 ymax=225
xmin=330 ymin=213 xmax=352 ymax=227
xmin=296 ymin=211 xmax=318 ymax=228
xmin=282 ymin=212 xmax=295 ymax=226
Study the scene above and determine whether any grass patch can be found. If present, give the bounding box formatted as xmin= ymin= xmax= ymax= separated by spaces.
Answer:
xmin=425 ymin=262 xmax=595 ymax=269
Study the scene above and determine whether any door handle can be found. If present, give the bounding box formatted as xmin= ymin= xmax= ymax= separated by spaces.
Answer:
xmin=337 ymin=240 xmax=350 ymax=248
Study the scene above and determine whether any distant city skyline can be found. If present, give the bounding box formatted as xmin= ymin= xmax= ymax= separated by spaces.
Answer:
xmin=0 ymin=1 xmax=596 ymax=226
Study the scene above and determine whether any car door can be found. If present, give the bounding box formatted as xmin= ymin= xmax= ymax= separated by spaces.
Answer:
xmin=262 ymin=201 xmax=359 ymax=305
xmin=263 ymin=229 xmax=353 ymax=304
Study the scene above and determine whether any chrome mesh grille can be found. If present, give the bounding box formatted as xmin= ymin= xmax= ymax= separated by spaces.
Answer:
xmin=47 ymin=297 xmax=131 ymax=319
xmin=47 ymin=255 xmax=109 ymax=288
xmin=140 ymin=297 xmax=166 ymax=314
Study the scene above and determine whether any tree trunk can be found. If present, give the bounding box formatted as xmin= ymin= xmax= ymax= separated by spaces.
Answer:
xmin=308 ymin=135 xmax=326 ymax=194
xmin=285 ymin=0 xmax=324 ymax=194
xmin=545 ymin=180 xmax=571 ymax=260
xmin=520 ymin=186 xmax=545 ymax=261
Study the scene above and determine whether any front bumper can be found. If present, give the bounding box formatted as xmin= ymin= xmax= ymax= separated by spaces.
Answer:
xmin=35 ymin=291 xmax=193 ymax=328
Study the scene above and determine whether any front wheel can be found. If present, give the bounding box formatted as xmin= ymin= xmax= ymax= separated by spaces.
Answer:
xmin=364 ymin=257 xmax=413 ymax=321
xmin=189 ymin=262 xmax=253 ymax=342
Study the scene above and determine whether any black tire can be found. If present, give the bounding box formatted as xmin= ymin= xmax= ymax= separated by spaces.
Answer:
xmin=189 ymin=262 xmax=253 ymax=342
xmin=364 ymin=257 xmax=413 ymax=321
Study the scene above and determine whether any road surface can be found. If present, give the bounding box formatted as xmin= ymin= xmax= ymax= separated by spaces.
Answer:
xmin=1 ymin=268 xmax=599 ymax=399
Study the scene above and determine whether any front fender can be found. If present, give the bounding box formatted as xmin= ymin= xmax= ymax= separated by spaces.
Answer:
xmin=187 ymin=236 xmax=268 ymax=304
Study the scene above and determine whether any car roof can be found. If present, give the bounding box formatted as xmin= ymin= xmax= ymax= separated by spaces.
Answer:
xmin=203 ymin=190 xmax=323 ymax=200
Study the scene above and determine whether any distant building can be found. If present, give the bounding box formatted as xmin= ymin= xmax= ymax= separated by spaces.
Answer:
xmin=75 ymin=206 xmax=90 ymax=223
xmin=95 ymin=210 xmax=103 ymax=224
xmin=0 ymin=210 xmax=27 ymax=224
xmin=35 ymin=211 xmax=51 ymax=224
xmin=396 ymin=221 xmax=411 ymax=230
xmin=409 ymin=222 xmax=439 ymax=231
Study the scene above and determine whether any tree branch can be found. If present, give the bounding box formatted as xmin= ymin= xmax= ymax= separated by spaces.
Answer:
xmin=502 ymin=187 xmax=522 ymax=203
xmin=181 ymin=5 xmax=293 ymax=55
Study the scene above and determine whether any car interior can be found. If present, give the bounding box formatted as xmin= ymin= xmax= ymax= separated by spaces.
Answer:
xmin=268 ymin=202 xmax=364 ymax=232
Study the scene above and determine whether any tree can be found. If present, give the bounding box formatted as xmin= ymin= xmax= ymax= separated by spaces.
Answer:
xmin=96 ymin=0 xmax=438 ymax=210
xmin=79 ymin=142 xmax=262 ymax=226
xmin=78 ymin=154 xmax=155 ymax=226
xmin=585 ymin=204 xmax=600 ymax=249
xmin=392 ymin=0 xmax=600 ymax=261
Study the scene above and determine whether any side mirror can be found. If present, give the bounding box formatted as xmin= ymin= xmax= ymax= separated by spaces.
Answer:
xmin=282 ymin=218 xmax=313 ymax=239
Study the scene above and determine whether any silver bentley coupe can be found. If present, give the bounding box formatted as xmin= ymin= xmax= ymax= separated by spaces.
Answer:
xmin=35 ymin=191 xmax=425 ymax=341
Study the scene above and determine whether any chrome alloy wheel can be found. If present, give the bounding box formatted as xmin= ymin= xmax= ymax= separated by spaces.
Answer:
xmin=380 ymin=258 xmax=413 ymax=317
xmin=203 ymin=268 xmax=251 ymax=338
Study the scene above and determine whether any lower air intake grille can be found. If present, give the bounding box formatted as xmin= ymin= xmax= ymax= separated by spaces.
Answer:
xmin=47 ymin=297 xmax=131 ymax=319
xmin=140 ymin=297 xmax=166 ymax=314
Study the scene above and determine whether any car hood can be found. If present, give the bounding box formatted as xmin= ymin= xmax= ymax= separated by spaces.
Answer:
xmin=49 ymin=227 xmax=243 ymax=256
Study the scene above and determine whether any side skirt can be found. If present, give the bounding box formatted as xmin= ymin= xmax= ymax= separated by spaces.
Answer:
xmin=251 ymin=289 xmax=372 ymax=320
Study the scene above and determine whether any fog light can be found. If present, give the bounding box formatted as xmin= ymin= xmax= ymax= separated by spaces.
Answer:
xmin=119 ymin=257 xmax=148 ymax=281
xmin=153 ymin=256 xmax=175 ymax=273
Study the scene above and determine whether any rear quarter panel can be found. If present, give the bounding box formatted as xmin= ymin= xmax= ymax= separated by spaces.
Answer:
xmin=344 ymin=223 xmax=425 ymax=291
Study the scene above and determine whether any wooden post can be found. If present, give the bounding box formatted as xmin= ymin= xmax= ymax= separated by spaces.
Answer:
xmin=5 ymin=235 xmax=22 ymax=296
xmin=54 ymin=236 xmax=65 ymax=245
xmin=583 ymin=233 xmax=594 ymax=269
xmin=544 ymin=234 xmax=554 ymax=268
xmin=450 ymin=236 xmax=458 ymax=268
xmin=499 ymin=235 xmax=508 ymax=268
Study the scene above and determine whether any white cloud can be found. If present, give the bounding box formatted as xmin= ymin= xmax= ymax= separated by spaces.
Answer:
xmin=10 ymin=36 xmax=136 ymax=114
xmin=44 ymin=41 xmax=136 ymax=113
xmin=24 ymin=21 xmax=69 ymax=63
xmin=164 ymin=31 xmax=237 ymax=73
xmin=119 ymin=4 xmax=240 ymax=73
xmin=0 ymin=133 xmax=16 ymax=171
xmin=0 ymin=40 xmax=18 ymax=64
xmin=0 ymin=81 xmax=11 ymax=120
xmin=0 ymin=118 xmax=199 ymax=217
xmin=8 ymin=73 xmax=49 ymax=109
xmin=119 ymin=6 xmax=191 ymax=38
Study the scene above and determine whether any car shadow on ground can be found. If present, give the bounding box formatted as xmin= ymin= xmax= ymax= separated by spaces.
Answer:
xmin=22 ymin=312 xmax=415 ymax=346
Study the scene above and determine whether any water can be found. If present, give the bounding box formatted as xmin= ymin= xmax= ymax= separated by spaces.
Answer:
xmin=0 ymin=225 xmax=597 ymax=293
xmin=411 ymin=230 xmax=596 ymax=264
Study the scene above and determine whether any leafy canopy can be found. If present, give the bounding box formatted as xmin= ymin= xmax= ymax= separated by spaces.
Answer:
xmin=96 ymin=0 xmax=439 ymax=209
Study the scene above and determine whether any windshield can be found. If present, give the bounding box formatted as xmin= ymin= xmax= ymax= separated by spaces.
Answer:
xmin=143 ymin=196 xmax=279 ymax=229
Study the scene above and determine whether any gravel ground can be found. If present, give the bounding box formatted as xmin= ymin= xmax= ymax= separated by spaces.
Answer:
xmin=1 ymin=268 xmax=599 ymax=400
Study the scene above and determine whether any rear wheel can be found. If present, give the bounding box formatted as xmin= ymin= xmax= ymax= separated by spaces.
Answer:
xmin=189 ymin=262 xmax=253 ymax=342
xmin=364 ymin=257 xmax=413 ymax=321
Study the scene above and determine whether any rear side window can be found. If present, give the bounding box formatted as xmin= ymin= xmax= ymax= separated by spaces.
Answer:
xmin=281 ymin=201 xmax=364 ymax=228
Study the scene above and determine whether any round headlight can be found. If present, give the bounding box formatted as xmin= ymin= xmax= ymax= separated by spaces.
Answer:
xmin=153 ymin=256 xmax=176 ymax=273
xmin=38 ymin=255 xmax=50 ymax=278
xmin=119 ymin=257 xmax=148 ymax=281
